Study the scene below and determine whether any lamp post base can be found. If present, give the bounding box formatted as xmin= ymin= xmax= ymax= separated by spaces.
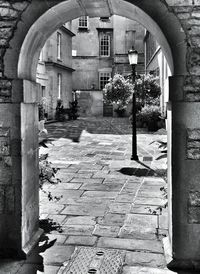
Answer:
xmin=131 ymin=155 xmax=139 ymax=161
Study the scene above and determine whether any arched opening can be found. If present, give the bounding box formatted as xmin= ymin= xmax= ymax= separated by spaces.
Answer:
xmin=3 ymin=0 xmax=198 ymax=271
xmin=16 ymin=0 xmax=176 ymax=256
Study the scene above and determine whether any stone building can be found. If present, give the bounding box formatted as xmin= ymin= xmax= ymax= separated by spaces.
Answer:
xmin=71 ymin=15 xmax=145 ymax=116
xmin=36 ymin=23 xmax=75 ymax=119
xmin=1 ymin=0 xmax=200 ymax=271
xmin=144 ymin=30 xmax=172 ymax=117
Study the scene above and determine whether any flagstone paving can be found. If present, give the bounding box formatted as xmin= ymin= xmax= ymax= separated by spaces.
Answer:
xmin=1 ymin=117 xmax=179 ymax=273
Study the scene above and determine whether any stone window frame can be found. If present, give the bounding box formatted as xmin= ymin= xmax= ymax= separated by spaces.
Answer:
xmin=57 ymin=73 xmax=62 ymax=99
xmin=99 ymin=72 xmax=111 ymax=90
xmin=99 ymin=33 xmax=111 ymax=57
xmin=78 ymin=16 xmax=88 ymax=29
xmin=57 ymin=32 xmax=62 ymax=60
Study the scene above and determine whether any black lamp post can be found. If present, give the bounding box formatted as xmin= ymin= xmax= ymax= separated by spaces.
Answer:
xmin=128 ymin=48 xmax=139 ymax=161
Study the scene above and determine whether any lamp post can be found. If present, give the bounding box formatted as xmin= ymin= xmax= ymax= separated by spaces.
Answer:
xmin=128 ymin=48 xmax=139 ymax=161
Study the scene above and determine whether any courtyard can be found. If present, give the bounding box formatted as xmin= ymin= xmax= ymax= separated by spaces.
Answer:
xmin=26 ymin=117 xmax=170 ymax=273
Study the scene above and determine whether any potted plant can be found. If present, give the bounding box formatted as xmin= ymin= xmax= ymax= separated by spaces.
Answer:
xmin=139 ymin=105 xmax=161 ymax=131
xmin=55 ymin=99 xmax=65 ymax=121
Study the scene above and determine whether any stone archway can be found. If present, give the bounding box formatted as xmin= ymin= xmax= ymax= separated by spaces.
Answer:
xmin=0 ymin=0 xmax=200 ymax=270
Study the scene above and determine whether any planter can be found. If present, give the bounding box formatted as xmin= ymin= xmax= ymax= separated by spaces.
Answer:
xmin=136 ymin=120 xmax=142 ymax=128
xmin=115 ymin=108 xmax=126 ymax=117
xmin=147 ymin=120 xmax=158 ymax=131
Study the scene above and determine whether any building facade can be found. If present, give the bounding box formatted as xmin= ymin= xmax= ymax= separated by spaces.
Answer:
xmin=144 ymin=30 xmax=171 ymax=117
xmin=36 ymin=23 xmax=75 ymax=120
xmin=71 ymin=15 xmax=145 ymax=116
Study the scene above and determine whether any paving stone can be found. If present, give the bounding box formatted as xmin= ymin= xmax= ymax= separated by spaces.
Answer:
xmin=108 ymin=202 xmax=132 ymax=214
xmin=115 ymin=193 xmax=135 ymax=203
xmin=119 ymin=226 xmax=157 ymax=240
xmin=78 ymin=169 xmax=96 ymax=174
xmin=57 ymin=183 xmax=82 ymax=190
xmin=131 ymin=204 xmax=160 ymax=215
xmin=51 ymin=190 xmax=84 ymax=199
xmin=143 ymin=178 xmax=165 ymax=186
xmin=124 ymin=214 xmax=158 ymax=227
xmin=137 ymin=189 xmax=163 ymax=198
xmin=44 ymin=265 xmax=61 ymax=274
xmin=61 ymin=203 xmax=107 ymax=216
xmin=59 ymin=225 xmax=94 ymax=236
xmin=63 ymin=216 xmax=96 ymax=226
xmin=47 ymin=214 xmax=67 ymax=224
xmin=159 ymin=214 xmax=168 ymax=230
xmin=45 ymin=233 xmax=67 ymax=244
xmin=70 ymin=178 xmax=104 ymax=184
xmin=76 ymin=196 xmax=114 ymax=204
xmin=97 ymin=237 xmax=163 ymax=253
xmin=125 ymin=251 xmax=166 ymax=268
xmin=40 ymin=204 xmax=65 ymax=215
xmin=82 ymin=190 xmax=118 ymax=198
xmin=122 ymin=266 xmax=174 ymax=274
xmin=134 ymin=197 xmax=165 ymax=206
xmin=120 ymin=188 xmax=138 ymax=195
xmin=80 ymin=183 xmax=123 ymax=191
xmin=72 ymin=173 xmax=94 ymax=178
xmin=98 ymin=213 xmax=126 ymax=226
xmin=65 ymin=235 xmax=97 ymax=246
xmin=43 ymin=245 xmax=75 ymax=265
xmin=93 ymin=224 xmax=120 ymax=237
xmin=103 ymin=178 xmax=127 ymax=184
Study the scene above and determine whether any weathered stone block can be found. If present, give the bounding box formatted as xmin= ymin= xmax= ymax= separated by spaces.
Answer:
xmin=0 ymin=138 xmax=10 ymax=155
xmin=188 ymin=207 xmax=200 ymax=223
xmin=187 ymin=128 xmax=200 ymax=140
xmin=0 ymin=27 xmax=12 ymax=39
xmin=188 ymin=26 xmax=200 ymax=36
xmin=189 ymin=191 xmax=200 ymax=206
xmin=187 ymin=148 xmax=200 ymax=159
xmin=0 ymin=7 xmax=18 ymax=18
xmin=12 ymin=2 xmax=29 ymax=11
xmin=166 ymin=0 xmax=194 ymax=5
xmin=0 ymin=127 xmax=9 ymax=137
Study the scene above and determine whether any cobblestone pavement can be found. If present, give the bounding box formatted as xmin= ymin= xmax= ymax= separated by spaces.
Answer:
xmin=1 ymin=117 xmax=180 ymax=274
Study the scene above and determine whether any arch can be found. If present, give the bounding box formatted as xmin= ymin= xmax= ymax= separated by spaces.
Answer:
xmin=4 ymin=0 xmax=200 ymax=269
xmin=17 ymin=0 xmax=175 ymax=81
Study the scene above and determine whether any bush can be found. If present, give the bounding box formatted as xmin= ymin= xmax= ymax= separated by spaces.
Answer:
xmin=103 ymin=74 xmax=133 ymax=113
xmin=137 ymin=105 xmax=161 ymax=131
xmin=134 ymin=74 xmax=161 ymax=110
xmin=38 ymin=97 xmax=47 ymax=121
xmin=39 ymin=153 xmax=62 ymax=201
xmin=55 ymin=99 xmax=65 ymax=121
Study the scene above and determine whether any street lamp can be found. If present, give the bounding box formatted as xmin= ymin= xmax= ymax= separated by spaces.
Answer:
xmin=128 ymin=48 xmax=139 ymax=161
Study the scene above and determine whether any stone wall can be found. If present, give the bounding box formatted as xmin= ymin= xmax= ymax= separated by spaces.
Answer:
xmin=0 ymin=0 xmax=200 ymax=264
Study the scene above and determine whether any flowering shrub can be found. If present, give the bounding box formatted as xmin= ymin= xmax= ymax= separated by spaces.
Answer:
xmin=103 ymin=74 xmax=133 ymax=111
xmin=139 ymin=105 xmax=161 ymax=123
xmin=39 ymin=153 xmax=62 ymax=201
xmin=38 ymin=97 xmax=47 ymax=121
xmin=134 ymin=74 xmax=161 ymax=109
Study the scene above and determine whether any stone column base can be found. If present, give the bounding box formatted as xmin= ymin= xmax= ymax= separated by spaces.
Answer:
xmin=163 ymin=236 xmax=200 ymax=271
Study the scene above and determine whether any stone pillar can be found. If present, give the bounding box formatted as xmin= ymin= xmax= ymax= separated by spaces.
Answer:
xmin=166 ymin=75 xmax=200 ymax=270
xmin=0 ymin=79 xmax=42 ymax=258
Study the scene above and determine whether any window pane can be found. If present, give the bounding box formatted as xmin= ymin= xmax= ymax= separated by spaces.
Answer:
xmin=57 ymin=73 xmax=62 ymax=99
xmin=100 ymin=34 xmax=110 ymax=56
xmin=79 ymin=16 xmax=88 ymax=28
xmin=57 ymin=32 xmax=61 ymax=59
xmin=99 ymin=72 xmax=111 ymax=90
